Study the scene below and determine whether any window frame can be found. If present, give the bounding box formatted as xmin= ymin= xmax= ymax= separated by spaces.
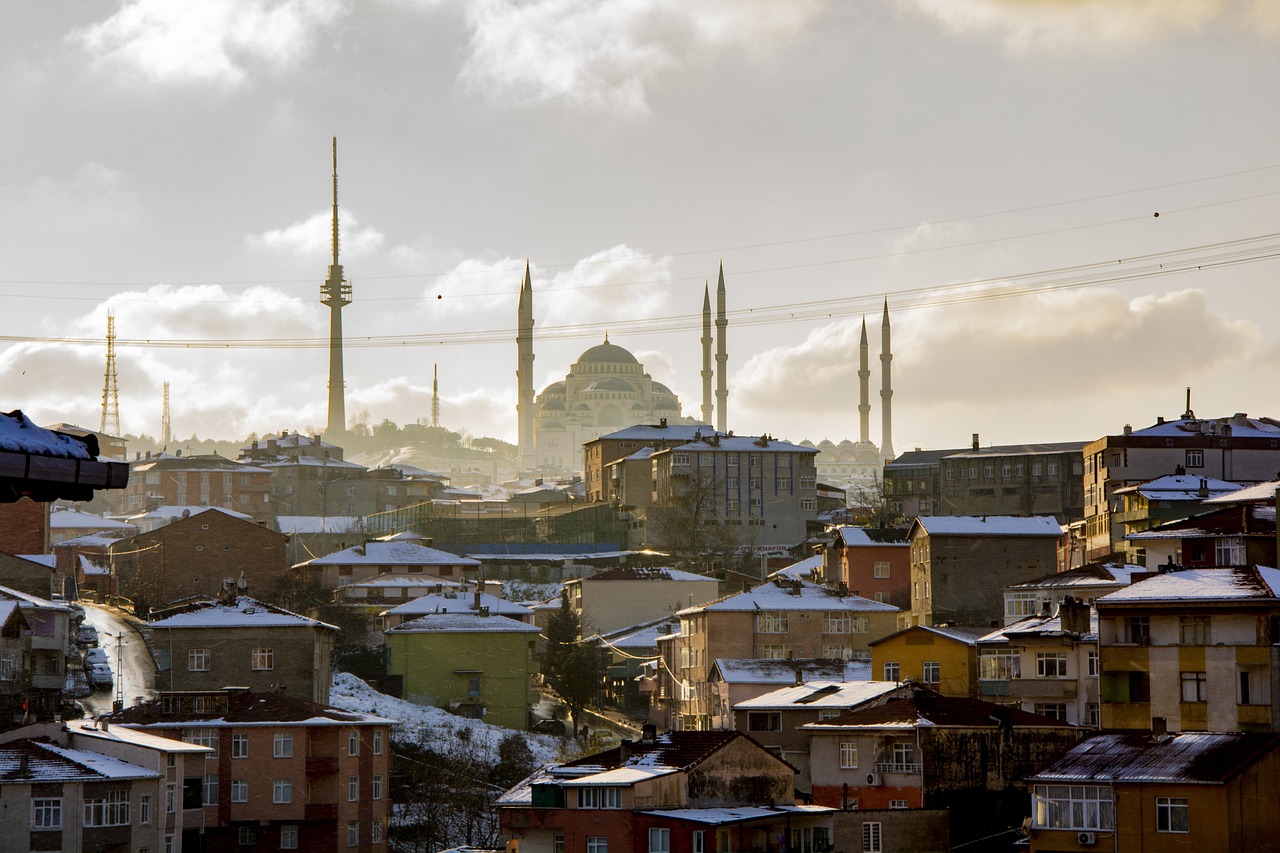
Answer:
xmin=32 ymin=797 xmax=62 ymax=830
xmin=1156 ymin=796 xmax=1189 ymax=834
xmin=273 ymin=778 xmax=293 ymax=805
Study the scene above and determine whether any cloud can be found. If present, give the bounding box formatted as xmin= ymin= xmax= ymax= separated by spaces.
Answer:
xmin=457 ymin=0 xmax=826 ymax=115
xmin=70 ymin=0 xmax=346 ymax=85
xmin=247 ymin=209 xmax=386 ymax=259
xmin=902 ymin=0 xmax=1280 ymax=52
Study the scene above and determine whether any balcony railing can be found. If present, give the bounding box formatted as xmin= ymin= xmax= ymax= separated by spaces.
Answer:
xmin=875 ymin=762 xmax=922 ymax=774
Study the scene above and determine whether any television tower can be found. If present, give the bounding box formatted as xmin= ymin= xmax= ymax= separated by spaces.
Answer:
xmin=100 ymin=312 xmax=119 ymax=437
xmin=321 ymin=137 xmax=352 ymax=439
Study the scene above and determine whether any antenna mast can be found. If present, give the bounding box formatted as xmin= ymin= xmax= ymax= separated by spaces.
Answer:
xmin=321 ymin=137 xmax=352 ymax=438
xmin=100 ymin=312 xmax=120 ymax=436
xmin=431 ymin=363 xmax=440 ymax=428
xmin=161 ymin=381 xmax=171 ymax=450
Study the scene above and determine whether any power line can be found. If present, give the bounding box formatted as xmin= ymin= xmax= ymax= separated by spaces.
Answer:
xmin=1 ymin=231 xmax=1276 ymax=351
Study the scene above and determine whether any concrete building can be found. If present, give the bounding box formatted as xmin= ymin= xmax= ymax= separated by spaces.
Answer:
xmin=148 ymin=595 xmax=338 ymax=705
xmin=1110 ymin=473 xmax=1243 ymax=563
xmin=584 ymin=423 xmax=716 ymax=504
xmin=1095 ymin=566 xmax=1280 ymax=732
xmin=906 ymin=515 xmax=1062 ymax=627
xmin=1001 ymin=562 xmax=1140 ymax=626
xmin=869 ymin=624 xmax=987 ymax=696
xmin=1082 ymin=410 xmax=1280 ymax=560
xmin=564 ymin=566 xmax=721 ymax=636
xmin=295 ymin=533 xmax=480 ymax=590
xmin=820 ymin=526 xmax=910 ymax=609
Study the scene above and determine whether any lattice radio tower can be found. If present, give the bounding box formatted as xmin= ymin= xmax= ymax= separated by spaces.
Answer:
xmin=431 ymin=363 xmax=440 ymax=428
xmin=161 ymin=381 xmax=172 ymax=450
xmin=100 ymin=312 xmax=120 ymax=436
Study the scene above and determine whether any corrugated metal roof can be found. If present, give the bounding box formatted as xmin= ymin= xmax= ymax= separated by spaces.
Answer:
xmin=1029 ymin=731 xmax=1280 ymax=784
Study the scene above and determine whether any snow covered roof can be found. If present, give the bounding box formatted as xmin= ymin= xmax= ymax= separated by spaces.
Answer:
xmin=770 ymin=556 xmax=823 ymax=580
xmin=836 ymin=526 xmax=909 ymax=547
xmin=386 ymin=613 xmax=541 ymax=634
xmin=1205 ymin=479 xmax=1280 ymax=505
xmin=1128 ymin=414 xmax=1280 ymax=440
xmin=65 ymin=718 xmax=212 ymax=753
xmin=57 ymin=533 xmax=122 ymax=547
xmin=1126 ymin=505 xmax=1276 ymax=541
xmin=733 ymin=680 xmax=900 ymax=711
xmin=1006 ymin=562 xmax=1142 ymax=590
xmin=125 ymin=506 xmax=253 ymax=523
xmin=107 ymin=689 xmax=396 ymax=728
xmin=149 ymin=596 xmax=338 ymax=630
xmin=276 ymin=516 xmax=360 ymax=535
xmin=979 ymin=610 xmax=1099 ymax=644
xmin=871 ymin=624 xmax=990 ymax=647
xmin=642 ymin=805 xmax=837 ymax=825
xmin=383 ymin=591 xmax=532 ymax=618
xmin=132 ymin=455 xmax=271 ymax=474
xmin=593 ymin=618 xmax=680 ymax=649
xmin=712 ymin=659 xmax=871 ymax=685
xmin=682 ymin=581 xmax=897 ymax=615
xmin=301 ymin=540 xmax=480 ymax=567
xmin=0 ymin=739 xmax=159 ymax=783
xmin=80 ymin=555 xmax=110 ymax=575
xmin=49 ymin=509 xmax=135 ymax=530
xmin=597 ymin=424 xmax=716 ymax=442
xmin=912 ymin=515 xmax=1063 ymax=537
xmin=802 ymin=688 xmax=1076 ymax=731
xmin=1097 ymin=566 xmax=1280 ymax=604
xmin=1114 ymin=474 xmax=1243 ymax=501
xmin=1029 ymin=731 xmax=1280 ymax=785
xmin=0 ymin=584 xmax=68 ymax=611
xmin=576 ymin=566 xmax=713 ymax=583
xmin=662 ymin=436 xmax=816 ymax=455
xmin=261 ymin=456 xmax=365 ymax=470
xmin=0 ymin=411 xmax=93 ymax=459
xmin=18 ymin=554 xmax=56 ymax=569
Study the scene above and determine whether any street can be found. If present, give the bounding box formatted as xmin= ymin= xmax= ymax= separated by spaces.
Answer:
xmin=79 ymin=604 xmax=157 ymax=715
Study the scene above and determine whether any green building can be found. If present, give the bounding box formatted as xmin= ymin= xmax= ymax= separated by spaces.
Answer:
xmin=385 ymin=612 xmax=540 ymax=730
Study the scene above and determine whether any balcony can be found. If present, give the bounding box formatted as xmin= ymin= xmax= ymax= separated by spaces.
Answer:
xmin=1011 ymin=678 xmax=1078 ymax=700
xmin=875 ymin=762 xmax=922 ymax=775
xmin=305 ymin=803 xmax=337 ymax=821
xmin=306 ymin=755 xmax=338 ymax=776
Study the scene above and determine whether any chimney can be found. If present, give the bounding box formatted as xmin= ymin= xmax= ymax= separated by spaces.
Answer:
xmin=1151 ymin=716 xmax=1170 ymax=742
xmin=1199 ymin=478 xmax=1209 ymax=498
xmin=618 ymin=739 xmax=632 ymax=762
xmin=1059 ymin=596 xmax=1091 ymax=636
xmin=794 ymin=668 xmax=804 ymax=686
xmin=1156 ymin=416 xmax=1165 ymax=425
xmin=972 ymin=433 xmax=979 ymax=450
xmin=1123 ymin=424 xmax=1132 ymax=436
xmin=473 ymin=587 xmax=482 ymax=611
xmin=640 ymin=723 xmax=657 ymax=743
xmin=659 ymin=418 xmax=668 ymax=428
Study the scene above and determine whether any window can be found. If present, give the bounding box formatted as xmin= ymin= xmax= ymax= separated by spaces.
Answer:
xmin=1087 ymin=650 xmax=1099 ymax=677
xmin=231 ymin=780 xmax=248 ymax=803
xmin=873 ymin=561 xmax=890 ymax=579
xmin=817 ymin=709 xmax=842 ymax=720
xmin=762 ymin=644 xmax=791 ymax=660
xmin=232 ymin=733 xmax=248 ymax=758
xmin=281 ymin=825 xmax=299 ymax=849
xmin=883 ymin=662 xmax=900 ymax=682
xmin=890 ymin=742 xmax=915 ymax=770
xmin=273 ymin=733 xmax=293 ymax=758
xmin=861 ymin=821 xmax=882 ymax=853
xmin=1156 ymin=797 xmax=1189 ymax=833
xmin=188 ymin=648 xmax=211 ymax=671
xmin=1033 ymin=785 xmax=1113 ymax=829
xmin=673 ymin=453 xmax=690 ymax=466
xmin=800 ymin=498 xmax=817 ymax=511
xmin=239 ymin=826 xmax=258 ymax=846
xmin=873 ymin=592 xmax=891 ymax=604
xmin=348 ymin=730 xmax=360 ymax=756
xmin=1215 ymin=536 xmax=1244 ymax=566
xmin=839 ymin=742 xmax=858 ymax=769
xmin=274 ymin=779 xmax=293 ymax=804
xmin=1006 ymin=591 xmax=1040 ymax=619
xmin=373 ymin=730 xmax=384 ymax=755
xmin=372 ymin=775 xmax=383 ymax=800
xmin=166 ymin=783 xmax=175 ymax=814
xmin=889 ymin=799 xmax=909 ymax=809
xmin=649 ymin=828 xmax=670 ymax=853
xmin=140 ymin=794 xmax=151 ymax=825
xmin=1180 ymin=671 xmax=1208 ymax=702
xmin=372 ymin=819 xmax=384 ymax=844
xmin=588 ymin=837 xmax=608 ymax=853
xmin=1180 ymin=616 xmax=1211 ymax=644
xmin=823 ymin=612 xmax=851 ymax=633
xmin=348 ymin=776 xmax=360 ymax=802
xmin=1185 ymin=449 xmax=1204 ymax=468
xmin=183 ymin=727 xmax=219 ymax=757
xmin=577 ymin=787 xmax=622 ymax=809
xmin=692 ymin=831 xmax=704 ymax=853
xmin=32 ymin=798 xmax=61 ymax=830
xmin=980 ymin=650 xmax=1020 ymax=681
xmin=747 ymin=712 xmax=781 ymax=732
xmin=204 ymin=774 xmax=218 ymax=806
xmin=1085 ymin=704 xmax=1100 ymax=727
xmin=252 ymin=648 xmax=274 ymax=670
xmin=1037 ymin=653 xmax=1067 ymax=678
xmin=1123 ymin=616 xmax=1150 ymax=645
xmin=1034 ymin=703 xmax=1068 ymax=720
xmin=922 ymin=661 xmax=940 ymax=685
xmin=84 ymin=789 xmax=130 ymax=827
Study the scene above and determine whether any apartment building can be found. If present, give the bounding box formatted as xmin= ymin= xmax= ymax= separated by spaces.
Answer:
xmin=121 ymin=453 xmax=273 ymax=522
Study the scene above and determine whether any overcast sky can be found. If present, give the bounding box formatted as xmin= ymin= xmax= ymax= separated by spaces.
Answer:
xmin=3 ymin=1 xmax=1279 ymax=455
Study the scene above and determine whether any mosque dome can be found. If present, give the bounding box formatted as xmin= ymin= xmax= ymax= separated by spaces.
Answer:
xmin=576 ymin=341 xmax=639 ymax=365
xmin=581 ymin=377 xmax=636 ymax=393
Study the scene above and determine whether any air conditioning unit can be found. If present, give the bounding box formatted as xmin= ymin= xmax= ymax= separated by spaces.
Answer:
xmin=1077 ymin=832 xmax=1097 ymax=846
xmin=866 ymin=773 xmax=882 ymax=787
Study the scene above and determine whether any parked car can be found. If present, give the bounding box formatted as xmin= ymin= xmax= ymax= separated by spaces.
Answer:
xmin=84 ymin=648 xmax=109 ymax=669
xmin=88 ymin=663 xmax=113 ymax=690
xmin=76 ymin=624 xmax=99 ymax=647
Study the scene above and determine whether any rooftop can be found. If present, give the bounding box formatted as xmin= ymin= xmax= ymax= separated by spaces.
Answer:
xmin=1029 ymin=731 xmax=1280 ymax=785
xmin=681 ymin=581 xmax=897 ymax=616
xmin=912 ymin=515 xmax=1063 ymax=537
xmin=1097 ymin=566 xmax=1280 ymax=604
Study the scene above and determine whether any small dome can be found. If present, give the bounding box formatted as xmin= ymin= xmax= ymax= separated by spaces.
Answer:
xmin=581 ymin=377 xmax=636 ymax=393
xmin=539 ymin=380 xmax=567 ymax=398
xmin=576 ymin=341 xmax=639 ymax=365
xmin=651 ymin=381 xmax=673 ymax=395
xmin=539 ymin=399 xmax=566 ymax=411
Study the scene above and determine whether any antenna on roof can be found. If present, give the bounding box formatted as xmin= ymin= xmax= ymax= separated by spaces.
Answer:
xmin=1183 ymin=386 xmax=1194 ymax=420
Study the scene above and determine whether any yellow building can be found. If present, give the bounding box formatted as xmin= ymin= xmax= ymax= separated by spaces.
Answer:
xmin=869 ymin=625 xmax=987 ymax=696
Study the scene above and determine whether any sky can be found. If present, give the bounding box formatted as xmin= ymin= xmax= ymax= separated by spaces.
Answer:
xmin=2 ymin=0 xmax=1279 ymax=456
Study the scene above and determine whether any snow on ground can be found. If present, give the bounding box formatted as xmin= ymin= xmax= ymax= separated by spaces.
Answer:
xmin=330 ymin=672 xmax=561 ymax=765
xmin=502 ymin=579 xmax=563 ymax=605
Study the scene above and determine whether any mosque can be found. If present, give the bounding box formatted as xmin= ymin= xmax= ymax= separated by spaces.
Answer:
xmin=514 ymin=262 xmax=896 ymax=481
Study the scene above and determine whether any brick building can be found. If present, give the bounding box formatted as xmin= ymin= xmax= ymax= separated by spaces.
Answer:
xmin=108 ymin=688 xmax=396 ymax=853
xmin=821 ymin=526 xmax=910 ymax=609
xmin=109 ymin=508 xmax=288 ymax=614
xmin=121 ymin=453 xmax=273 ymax=523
